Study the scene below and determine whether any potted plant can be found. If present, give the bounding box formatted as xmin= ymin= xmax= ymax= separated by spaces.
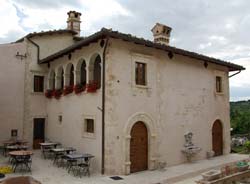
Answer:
xmin=87 ymin=81 xmax=98 ymax=93
xmin=45 ymin=89 xmax=54 ymax=98
xmin=63 ymin=85 xmax=73 ymax=95
xmin=74 ymin=84 xmax=85 ymax=94
xmin=53 ymin=89 xmax=63 ymax=99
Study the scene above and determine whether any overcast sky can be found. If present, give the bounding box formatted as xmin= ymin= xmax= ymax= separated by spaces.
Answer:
xmin=0 ymin=0 xmax=249 ymax=101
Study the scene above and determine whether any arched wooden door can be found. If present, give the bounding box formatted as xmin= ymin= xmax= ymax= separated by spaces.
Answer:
xmin=130 ymin=121 xmax=148 ymax=173
xmin=212 ymin=120 xmax=223 ymax=156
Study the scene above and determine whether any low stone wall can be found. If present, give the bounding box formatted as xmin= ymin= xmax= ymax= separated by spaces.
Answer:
xmin=197 ymin=168 xmax=250 ymax=184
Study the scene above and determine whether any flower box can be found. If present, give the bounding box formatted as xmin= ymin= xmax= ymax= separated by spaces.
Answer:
xmin=74 ymin=84 xmax=85 ymax=94
xmin=63 ymin=85 xmax=73 ymax=95
xmin=53 ymin=89 xmax=63 ymax=99
xmin=45 ymin=90 xmax=54 ymax=98
xmin=87 ymin=81 xmax=98 ymax=93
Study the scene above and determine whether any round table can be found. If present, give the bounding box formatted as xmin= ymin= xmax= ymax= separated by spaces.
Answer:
xmin=9 ymin=151 xmax=33 ymax=173
xmin=9 ymin=150 xmax=33 ymax=156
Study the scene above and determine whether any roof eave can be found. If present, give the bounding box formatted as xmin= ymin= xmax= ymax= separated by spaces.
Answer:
xmin=39 ymin=29 xmax=245 ymax=72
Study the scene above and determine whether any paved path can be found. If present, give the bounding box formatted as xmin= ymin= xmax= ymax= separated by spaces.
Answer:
xmin=0 ymin=151 xmax=248 ymax=184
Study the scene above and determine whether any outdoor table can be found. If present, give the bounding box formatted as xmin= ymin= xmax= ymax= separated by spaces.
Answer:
xmin=6 ymin=145 xmax=28 ymax=151
xmin=2 ymin=140 xmax=27 ymax=157
xmin=3 ymin=140 xmax=27 ymax=145
xmin=39 ymin=142 xmax=58 ymax=147
xmin=39 ymin=142 xmax=58 ymax=159
xmin=65 ymin=153 xmax=94 ymax=177
xmin=9 ymin=150 xmax=33 ymax=172
xmin=51 ymin=148 xmax=76 ymax=166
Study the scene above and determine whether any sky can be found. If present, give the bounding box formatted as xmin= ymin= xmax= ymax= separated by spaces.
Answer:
xmin=0 ymin=0 xmax=249 ymax=101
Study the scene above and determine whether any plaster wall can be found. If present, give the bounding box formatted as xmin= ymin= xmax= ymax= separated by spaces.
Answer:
xmin=0 ymin=43 xmax=26 ymax=141
xmin=45 ymin=40 xmax=105 ymax=173
xmin=104 ymin=39 xmax=230 ymax=175
xmin=30 ymin=33 xmax=75 ymax=59
xmin=22 ymin=34 xmax=75 ymax=147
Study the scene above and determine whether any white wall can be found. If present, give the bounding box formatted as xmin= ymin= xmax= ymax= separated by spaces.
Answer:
xmin=0 ymin=43 xmax=26 ymax=142
xmin=104 ymin=39 xmax=230 ymax=175
xmin=30 ymin=33 xmax=75 ymax=59
xmin=45 ymin=40 xmax=105 ymax=173
xmin=22 ymin=34 xmax=76 ymax=147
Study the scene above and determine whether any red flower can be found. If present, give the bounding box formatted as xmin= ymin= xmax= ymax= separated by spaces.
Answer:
xmin=53 ymin=89 xmax=63 ymax=99
xmin=45 ymin=90 xmax=54 ymax=98
xmin=74 ymin=84 xmax=85 ymax=94
xmin=87 ymin=81 xmax=98 ymax=93
xmin=63 ymin=85 xmax=74 ymax=95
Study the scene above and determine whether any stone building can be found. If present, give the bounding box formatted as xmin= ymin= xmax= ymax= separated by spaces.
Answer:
xmin=0 ymin=11 xmax=245 ymax=175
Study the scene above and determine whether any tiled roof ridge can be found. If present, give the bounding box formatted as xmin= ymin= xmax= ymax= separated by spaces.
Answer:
xmin=16 ymin=29 xmax=78 ymax=43
xmin=38 ymin=27 xmax=245 ymax=71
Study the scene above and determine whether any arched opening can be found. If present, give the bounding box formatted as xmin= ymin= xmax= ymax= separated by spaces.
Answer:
xmin=56 ymin=66 xmax=64 ymax=90
xmin=89 ymin=54 xmax=101 ymax=89
xmin=130 ymin=121 xmax=148 ymax=173
xmin=212 ymin=120 xmax=223 ymax=156
xmin=70 ymin=65 xmax=74 ymax=86
xmin=48 ymin=70 xmax=55 ymax=90
xmin=61 ymin=70 xmax=64 ymax=90
xmin=65 ymin=63 xmax=74 ymax=87
xmin=80 ymin=61 xmax=86 ymax=86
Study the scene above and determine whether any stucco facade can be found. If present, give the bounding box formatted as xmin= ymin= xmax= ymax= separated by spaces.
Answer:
xmin=38 ymin=37 xmax=233 ymax=175
xmin=104 ymin=39 xmax=231 ymax=174
xmin=0 ymin=11 xmax=244 ymax=176
xmin=0 ymin=43 xmax=25 ymax=141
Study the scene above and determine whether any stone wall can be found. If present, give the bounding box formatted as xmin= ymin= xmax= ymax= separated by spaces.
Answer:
xmin=104 ymin=39 xmax=230 ymax=175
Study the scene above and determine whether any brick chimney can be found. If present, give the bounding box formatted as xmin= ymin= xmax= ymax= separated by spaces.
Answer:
xmin=151 ymin=23 xmax=172 ymax=46
xmin=67 ymin=11 xmax=81 ymax=36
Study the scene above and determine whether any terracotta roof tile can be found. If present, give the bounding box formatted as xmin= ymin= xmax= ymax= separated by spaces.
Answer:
xmin=16 ymin=29 xmax=78 ymax=43
xmin=39 ymin=28 xmax=245 ymax=71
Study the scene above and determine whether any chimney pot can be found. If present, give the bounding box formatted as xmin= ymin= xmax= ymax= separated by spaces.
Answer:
xmin=67 ymin=11 xmax=81 ymax=36
xmin=151 ymin=23 xmax=172 ymax=46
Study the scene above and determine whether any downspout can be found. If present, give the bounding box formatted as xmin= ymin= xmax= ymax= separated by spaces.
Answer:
xmin=101 ymin=37 xmax=110 ymax=174
xmin=229 ymin=70 xmax=241 ymax=78
xmin=27 ymin=37 xmax=40 ymax=62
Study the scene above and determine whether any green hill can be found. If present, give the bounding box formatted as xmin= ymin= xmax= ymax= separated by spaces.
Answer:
xmin=231 ymin=100 xmax=250 ymax=135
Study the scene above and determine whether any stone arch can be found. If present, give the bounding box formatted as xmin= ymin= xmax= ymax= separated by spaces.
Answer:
xmin=56 ymin=66 xmax=64 ymax=90
xmin=212 ymin=119 xmax=223 ymax=156
xmin=123 ymin=112 xmax=157 ymax=174
xmin=75 ymin=59 xmax=87 ymax=86
xmin=65 ymin=63 xmax=74 ymax=86
xmin=48 ymin=69 xmax=55 ymax=90
xmin=89 ymin=53 xmax=101 ymax=89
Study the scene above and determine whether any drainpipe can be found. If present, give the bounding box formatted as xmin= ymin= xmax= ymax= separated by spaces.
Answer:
xmin=27 ymin=37 xmax=40 ymax=62
xmin=101 ymin=37 xmax=110 ymax=174
xmin=229 ymin=70 xmax=241 ymax=78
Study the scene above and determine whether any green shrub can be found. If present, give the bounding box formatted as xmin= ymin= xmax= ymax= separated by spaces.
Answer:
xmin=244 ymin=141 xmax=250 ymax=153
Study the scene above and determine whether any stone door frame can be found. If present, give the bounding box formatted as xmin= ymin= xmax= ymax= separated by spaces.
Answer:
xmin=123 ymin=112 xmax=157 ymax=175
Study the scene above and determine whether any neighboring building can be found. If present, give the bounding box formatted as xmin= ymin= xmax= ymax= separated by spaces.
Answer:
xmin=0 ymin=11 xmax=245 ymax=175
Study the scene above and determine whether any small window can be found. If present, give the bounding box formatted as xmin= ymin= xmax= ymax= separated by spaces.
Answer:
xmin=216 ymin=76 xmax=222 ymax=93
xmin=85 ymin=119 xmax=94 ymax=133
xmin=11 ymin=129 xmax=18 ymax=137
xmin=135 ymin=62 xmax=146 ymax=86
xmin=34 ymin=75 xmax=44 ymax=92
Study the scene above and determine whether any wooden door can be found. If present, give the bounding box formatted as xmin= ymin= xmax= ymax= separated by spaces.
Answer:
xmin=33 ymin=118 xmax=45 ymax=149
xmin=130 ymin=121 xmax=148 ymax=173
xmin=212 ymin=120 xmax=223 ymax=156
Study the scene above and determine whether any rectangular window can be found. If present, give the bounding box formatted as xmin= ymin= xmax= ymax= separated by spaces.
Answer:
xmin=34 ymin=75 xmax=44 ymax=92
xmin=216 ymin=76 xmax=222 ymax=93
xmin=85 ymin=119 xmax=94 ymax=133
xmin=11 ymin=129 xmax=18 ymax=137
xmin=135 ymin=62 xmax=146 ymax=86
